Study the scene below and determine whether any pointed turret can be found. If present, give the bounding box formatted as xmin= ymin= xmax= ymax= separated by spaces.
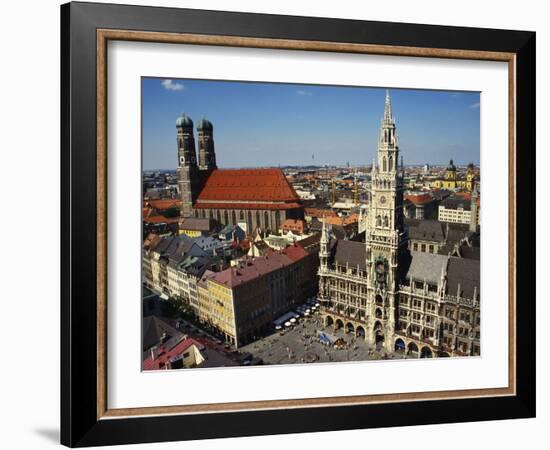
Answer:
xmin=378 ymin=90 xmax=399 ymax=172
xmin=470 ymin=183 xmax=479 ymax=232
xmin=320 ymin=219 xmax=329 ymax=248
xmin=319 ymin=219 xmax=331 ymax=274
xmin=383 ymin=89 xmax=394 ymax=125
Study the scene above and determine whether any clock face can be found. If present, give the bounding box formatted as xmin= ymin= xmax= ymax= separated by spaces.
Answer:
xmin=179 ymin=156 xmax=185 ymax=164
xmin=380 ymin=195 xmax=386 ymax=204
xmin=375 ymin=261 xmax=386 ymax=274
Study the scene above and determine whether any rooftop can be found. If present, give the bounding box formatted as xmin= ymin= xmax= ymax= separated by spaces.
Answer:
xmin=146 ymin=199 xmax=182 ymax=211
xmin=446 ymin=256 xmax=480 ymax=298
xmin=441 ymin=197 xmax=471 ymax=211
xmin=211 ymin=246 xmax=308 ymax=288
xmin=196 ymin=168 xmax=301 ymax=204
xmin=333 ymin=239 xmax=367 ymax=271
xmin=406 ymin=219 xmax=445 ymax=241
xmin=180 ymin=217 xmax=217 ymax=231
xmin=304 ymin=208 xmax=338 ymax=218
xmin=406 ymin=251 xmax=448 ymax=285
xmin=280 ymin=219 xmax=306 ymax=232
xmin=404 ymin=193 xmax=434 ymax=206
xmin=142 ymin=316 xmax=181 ymax=352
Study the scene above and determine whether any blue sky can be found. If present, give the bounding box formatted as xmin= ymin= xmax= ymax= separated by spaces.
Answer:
xmin=142 ymin=78 xmax=480 ymax=170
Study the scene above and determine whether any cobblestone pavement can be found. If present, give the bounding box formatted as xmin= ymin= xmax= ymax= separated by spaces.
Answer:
xmin=239 ymin=313 xmax=409 ymax=365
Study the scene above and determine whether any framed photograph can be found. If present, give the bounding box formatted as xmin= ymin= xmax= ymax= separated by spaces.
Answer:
xmin=61 ymin=1 xmax=536 ymax=447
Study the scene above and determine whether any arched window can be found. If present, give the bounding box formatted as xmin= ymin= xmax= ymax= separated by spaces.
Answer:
xmin=264 ymin=211 xmax=270 ymax=230
xmin=256 ymin=211 xmax=261 ymax=229
xmin=376 ymin=215 xmax=381 ymax=227
xmin=223 ymin=210 xmax=229 ymax=224
xmin=383 ymin=216 xmax=389 ymax=227
xmin=247 ymin=210 xmax=252 ymax=230
xmin=388 ymin=156 xmax=393 ymax=172
xmin=382 ymin=157 xmax=387 ymax=172
xmin=239 ymin=210 xmax=244 ymax=221
xmin=275 ymin=211 xmax=281 ymax=230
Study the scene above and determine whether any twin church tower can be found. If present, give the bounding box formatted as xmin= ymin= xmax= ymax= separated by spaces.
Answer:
xmin=176 ymin=114 xmax=217 ymax=217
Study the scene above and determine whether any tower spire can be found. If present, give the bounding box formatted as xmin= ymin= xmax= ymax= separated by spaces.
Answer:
xmin=383 ymin=89 xmax=393 ymax=124
xmin=321 ymin=219 xmax=328 ymax=245
xmin=470 ymin=183 xmax=479 ymax=232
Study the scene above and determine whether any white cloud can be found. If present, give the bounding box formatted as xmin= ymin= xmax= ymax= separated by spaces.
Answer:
xmin=469 ymin=101 xmax=480 ymax=109
xmin=296 ymin=89 xmax=313 ymax=96
xmin=161 ymin=79 xmax=184 ymax=91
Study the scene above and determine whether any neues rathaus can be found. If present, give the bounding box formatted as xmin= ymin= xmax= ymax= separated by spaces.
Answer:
xmin=318 ymin=91 xmax=480 ymax=358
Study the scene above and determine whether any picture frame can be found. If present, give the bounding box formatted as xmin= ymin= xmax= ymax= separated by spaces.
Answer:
xmin=60 ymin=1 xmax=536 ymax=447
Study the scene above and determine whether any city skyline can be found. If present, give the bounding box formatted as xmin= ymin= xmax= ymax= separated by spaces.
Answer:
xmin=142 ymin=87 xmax=481 ymax=367
xmin=142 ymin=78 xmax=480 ymax=171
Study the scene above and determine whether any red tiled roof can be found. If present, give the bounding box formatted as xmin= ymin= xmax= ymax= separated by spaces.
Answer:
xmin=324 ymin=215 xmax=360 ymax=226
xmin=304 ymin=208 xmax=337 ymax=218
xmin=322 ymin=216 xmax=343 ymax=226
xmin=143 ymin=215 xmax=180 ymax=224
xmin=343 ymin=213 xmax=359 ymax=225
xmin=194 ymin=202 xmax=302 ymax=211
xmin=143 ymin=337 xmax=202 ymax=371
xmin=196 ymin=169 xmax=300 ymax=203
xmin=239 ymin=239 xmax=251 ymax=252
xmin=404 ymin=193 xmax=433 ymax=206
xmin=147 ymin=199 xmax=182 ymax=211
xmin=454 ymin=191 xmax=471 ymax=200
xmin=452 ymin=192 xmax=480 ymax=206
xmin=211 ymin=253 xmax=294 ymax=288
xmin=281 ymin=219 xmax=306 ymax=233
xmin=143 ymin=207 xmax=158 ymax=218
xmin=282 ymin=244 xmax=308 ymax=262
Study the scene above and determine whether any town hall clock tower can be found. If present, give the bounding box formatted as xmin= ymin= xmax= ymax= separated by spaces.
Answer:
xmin=365 ymin=90 xmax=408 ymax=352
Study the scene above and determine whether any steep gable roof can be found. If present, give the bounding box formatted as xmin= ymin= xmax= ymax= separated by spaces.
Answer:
xmin=196 ymin=168 xmax=300 ymax=203
xmin=406 ymin=251 xmax=448 ymax=285
xmin=142 ymin=316 xmax=181 ymax=352
xmin=405 ymin=219 xmax=445 ymax=242
xmin=446 ymin=256 xmax=480 ymax=299
xmin=332 ymin=240 xmax=366 ymax=270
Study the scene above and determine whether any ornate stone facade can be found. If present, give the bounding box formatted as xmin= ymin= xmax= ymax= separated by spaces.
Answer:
xmin=318 ymin=91 xmax=480 ymax=358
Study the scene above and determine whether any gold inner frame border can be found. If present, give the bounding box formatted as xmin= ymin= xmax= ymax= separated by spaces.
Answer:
xmin=96 ymin=28 xmax=516 ymax=420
